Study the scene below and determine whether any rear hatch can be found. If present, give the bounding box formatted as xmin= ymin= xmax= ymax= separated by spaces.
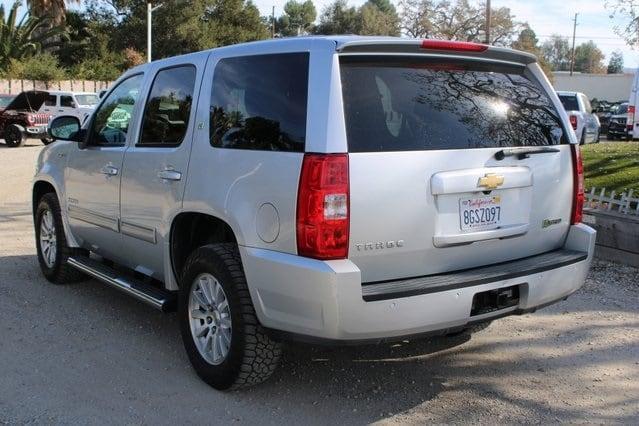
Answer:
xmin=340 ymin=53 xmax=574 ymax=283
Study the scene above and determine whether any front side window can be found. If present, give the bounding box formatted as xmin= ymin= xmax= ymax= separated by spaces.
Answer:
xmin=44 ymin=95 xmax=56 ymax=107
xmin=61 ymin=95 xmax=75 ymax=108
xmin=139 ymin=65 xmax=196 ymax=146
xmin=89 ymin=74 xmax=144 ymax=146
xmin=341 ymin=57 xmax=567 ymax=152
xmin=210 ymin=52 xmax=309 ymax=152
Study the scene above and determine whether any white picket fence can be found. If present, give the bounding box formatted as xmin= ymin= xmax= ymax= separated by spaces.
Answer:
xmin=585 ymin=187 xmax=639 ymax=216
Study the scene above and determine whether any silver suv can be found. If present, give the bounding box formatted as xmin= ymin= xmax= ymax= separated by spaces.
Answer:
xmin=33 ymin=36 xmax=595 ymax=390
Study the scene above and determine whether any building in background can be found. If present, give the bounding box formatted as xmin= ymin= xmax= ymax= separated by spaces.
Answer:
xmin=552 ymin=72 xmax=633 ymax=102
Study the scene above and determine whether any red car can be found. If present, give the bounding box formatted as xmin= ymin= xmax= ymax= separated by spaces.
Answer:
xmin=0 ymin=91 xmax=51 ymax=147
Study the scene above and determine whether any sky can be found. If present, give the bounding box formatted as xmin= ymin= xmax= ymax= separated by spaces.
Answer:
xmin=2 ymin=0 xmax=637 ymax=69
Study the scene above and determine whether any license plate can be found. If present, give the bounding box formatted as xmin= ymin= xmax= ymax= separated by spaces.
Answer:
xmin=459 ymin=196 xmax=502 ymax=231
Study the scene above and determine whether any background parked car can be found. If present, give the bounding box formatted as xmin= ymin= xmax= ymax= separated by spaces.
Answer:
xmin=0 ymin=94 xmax=15 ymax=112
xmin=607 ymin=102 xmax=629 ymax=140
xmin=0 ymin=91 xmax=51 ymax=147
xmin=38 ymin=91 xmax=99 ymax=122
xmin=557 ymin=90 xmax=600 ymax=144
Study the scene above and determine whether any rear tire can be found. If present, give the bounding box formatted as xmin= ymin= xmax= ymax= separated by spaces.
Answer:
xmin=35 ymin=193 xmax=88 ymax=284
xmin=179 ymin=243 xmax=282 ymax=390
xmin=579 ymin=132 xmax=586 ymax=145
xmin=4 ymin=124 xmax=25 ymax=147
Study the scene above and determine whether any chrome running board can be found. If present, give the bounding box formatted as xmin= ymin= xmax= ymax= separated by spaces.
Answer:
xmin=67 ymin=256 xmax=176 ymax=312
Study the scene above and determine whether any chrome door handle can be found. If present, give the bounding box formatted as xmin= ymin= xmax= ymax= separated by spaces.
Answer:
xmin=157 ymin=169 xmax=182 ymax=181
xmin=100 ymin=165 xmax=119 ymax=176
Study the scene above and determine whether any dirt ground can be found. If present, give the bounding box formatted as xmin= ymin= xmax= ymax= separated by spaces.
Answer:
xmin=1 ymin=142 xmax=638 ymax=424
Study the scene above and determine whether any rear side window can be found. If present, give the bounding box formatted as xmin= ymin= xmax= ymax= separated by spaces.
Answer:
xmin=210 ymin=52 xmax=309 ymax=152
xmin=340 ymin=57 xmax=567 ymax=152
xmin=559 ymin=95 xmax=579 ymax=112
xmin=139 ymin=65 xmax=196 ymax=146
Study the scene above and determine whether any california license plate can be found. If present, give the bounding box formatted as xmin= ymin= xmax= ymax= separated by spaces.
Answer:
xmin=459 ymin=196 xmax=502 ymax=231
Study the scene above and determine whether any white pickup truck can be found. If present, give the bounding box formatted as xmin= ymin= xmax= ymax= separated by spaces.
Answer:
xmin=557 ymin=91 xmax=600 ymax=144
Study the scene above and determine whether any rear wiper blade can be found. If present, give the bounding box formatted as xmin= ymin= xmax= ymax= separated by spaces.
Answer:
xmin=495 ymin=146 xmax=561 ymax=160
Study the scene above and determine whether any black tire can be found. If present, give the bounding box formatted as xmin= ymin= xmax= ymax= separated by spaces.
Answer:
xmin=41 ymin=137 xmax=54 ymax=145
xmin=179 ymin=243 xmax=282 ymax=390
xmin=579 ymin=131 xmax=586 ymax=145
xmin=4 ymin=124 xmax=26 ymax=147
xmin=607 ymin=133 xmax=615 ymax=140
xmin=35 ymin=193 xmax=87 ymax=284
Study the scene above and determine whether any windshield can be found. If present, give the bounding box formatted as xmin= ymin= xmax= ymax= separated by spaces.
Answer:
xmin=0 ymin=95 xmax=14 ymax=107
xmin=340 ymin=57 xmax=567 ymax=152
xmin=558 ymin=95 xmax=579 ymax=111
xmin=75 ymin=94 xmax=99 ymax=106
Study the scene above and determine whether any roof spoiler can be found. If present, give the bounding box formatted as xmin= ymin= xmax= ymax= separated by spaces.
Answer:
xmin=336 ymin=39 xmax=537 ymax=65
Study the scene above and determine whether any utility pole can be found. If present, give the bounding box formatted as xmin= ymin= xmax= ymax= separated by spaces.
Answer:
xmin=271 ymin=6 xmax=275 ymax=38
xmin=485 ymin=0 xmax=491 ymax=44
xmin=570 ymin=13 xmax=578 ymax=76
xmin=147 ymin=2 xmax=164 ymax=63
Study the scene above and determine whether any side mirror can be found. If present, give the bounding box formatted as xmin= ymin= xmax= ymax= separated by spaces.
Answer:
xmin=48 ymin=115 xmax=82 ymax=142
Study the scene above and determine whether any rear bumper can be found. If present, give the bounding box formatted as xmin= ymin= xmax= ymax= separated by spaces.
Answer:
xmin=240 ymin=224 xmax=596 ymax=342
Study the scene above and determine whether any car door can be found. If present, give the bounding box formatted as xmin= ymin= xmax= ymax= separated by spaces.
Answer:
xmin=59 ymin=94 xmax=78 ymax=119
xmin=65 ymin=74 xmax=146 ymax=261
xmin=580 ymin=94 xmax=598 ymax=142
xmin=39 ymin=94 xmax=57 ymax=115
xmin=119 ymin=60 xmax=203 ymax=279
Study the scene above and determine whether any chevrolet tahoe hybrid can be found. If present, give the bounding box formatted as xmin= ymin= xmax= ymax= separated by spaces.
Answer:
xmin=33 ymin=36 xmax=596 ymax=390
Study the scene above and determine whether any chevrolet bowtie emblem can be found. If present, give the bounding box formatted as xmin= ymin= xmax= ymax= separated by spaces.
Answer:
xmin=478 ymin=173 xmax=504 ymax=190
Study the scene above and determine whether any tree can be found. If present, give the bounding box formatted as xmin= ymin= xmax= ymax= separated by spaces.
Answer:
xmin=0 ymin=2 xmax=67 ymax=72
xmin=399 ymin=0 xmax=517 ymax=45
xmin=6 ymin=52 xmax=66 ymax=85
xmin=511 ymin=25 xmax=553 ymax=81
xmin=574 ymin=41 xmax=605 ymax=74
xmin=541 ymin=34 xmax=571 ymax=71
xmin=607 ymin=50 xmax=624 ymax=74
xmin=26 ymin=0 xmax=80 ymax=24
xmin=315 ymin=0 xmax=361 ymax=34
xmin=277 ymin=0 xmax=316 ymax=36
xmin=89 ymin=0 xmax=269 ymax=59
xmin=606 ymin=0 xmax=639 ymax=47
xmin=360 ymin=0 xmax=400 ymax=36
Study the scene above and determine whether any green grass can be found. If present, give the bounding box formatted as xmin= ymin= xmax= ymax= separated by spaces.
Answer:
xmin=581 ymin=141 xmax=639 ymax=194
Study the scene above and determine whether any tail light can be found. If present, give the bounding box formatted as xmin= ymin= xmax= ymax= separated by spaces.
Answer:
xmin=296 ymin=153 xmax=349 ymax=260
xmin=420 ymin=40 xmax=488 ymax=52
xmin=627 ymin=105 xmax=635 ymax=131
xmin=571 ymin=144 xmax=584 ymax=224
xmin=569 ymin=115 xmax=578 ymax=130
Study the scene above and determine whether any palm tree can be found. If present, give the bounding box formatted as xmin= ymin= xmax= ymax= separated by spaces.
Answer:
xmin=0 ymin=2 xmax=67 ymax=71
xmin=27 ymin=0 xmax=81 ymax=24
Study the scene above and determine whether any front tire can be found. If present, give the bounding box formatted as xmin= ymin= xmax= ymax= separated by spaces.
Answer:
xmin=35 ymin=193 xmax=87 ymax=284
xmin=179 ymin=243 xmax=282 ymax=390
xmin=41 ymin=137 xmax=54 ymax=145
xmin=4 ymin=124 xmax=26 ymax=147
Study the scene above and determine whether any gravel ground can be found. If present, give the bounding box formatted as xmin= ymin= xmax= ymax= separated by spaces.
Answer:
xmin=1 ymin=143 xmax=638 ymax=424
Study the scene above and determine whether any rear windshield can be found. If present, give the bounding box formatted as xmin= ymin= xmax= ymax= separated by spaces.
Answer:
xmin=614 ymin=104 xmax=628 ymax=115
xmin=340 ymin=57 xmax=567 ymax=152
xmin=558 ymin=95 xmax=579 ymax=112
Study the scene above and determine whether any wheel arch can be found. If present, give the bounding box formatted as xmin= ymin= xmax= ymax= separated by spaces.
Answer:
xmin=32 ymin=178 xmax=80 ymax=248
xmin=169 ymin=212 xmax=239 ymax=287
